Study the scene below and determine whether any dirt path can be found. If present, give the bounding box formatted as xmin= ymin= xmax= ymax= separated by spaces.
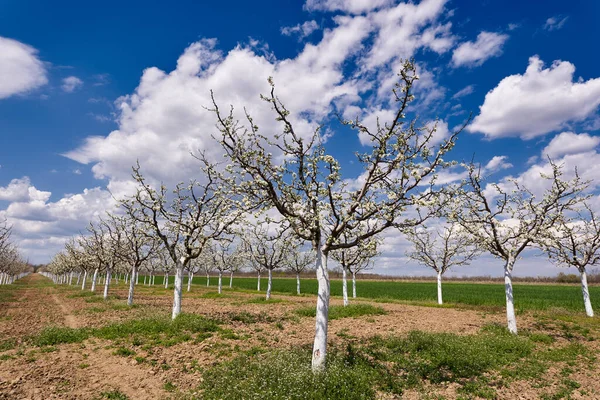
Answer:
xmin=51 ymin=293 xmax=79 ymax=328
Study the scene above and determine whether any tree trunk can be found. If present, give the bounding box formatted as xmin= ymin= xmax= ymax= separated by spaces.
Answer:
xmin=187 ymin=270 xmax=193 ymax=292
xmin=144 ymin=275 xmax=147 ymax=285
xmin=128 ymin=266 xmax=137 ymax=306
xmin=206 ymin=272 xmax=210 ymax=287
xmin=81 ymin=270 xmax=87 ymax=291
xmin=257 ymin=272 xmax=261 ymax=291
xmin=103 ymin=268 xmax=112 ymax=300
xmin=580 ymin=268 xmax=594 ymax=317
xmin=437 ymin=270 xmax=443 ymax=305
xmin=297 ymin=273 xmax=301 ymax=295
xmin=76 ymin=273 xmax=81 ymax=285
xmin=91 ymin=268 xmax=99 ymax=292
xmin=172 ymin=260 xmax=184 ymax=320
xmin=230 ymin=271 xmax=233 ymax=288
xmin=218 ymin=271 xmax=223 ymax=294
xmin=342 ymin=267 xmax=348 ymax=306
xmin=352 ymin=271 xmax=357 ymax=298
xmin=311 ymin=245 xmax=330 ymax=372
xmin=504 ymin=259 xmax=517 ymax=334
xmin=136 ymin=271 xmax=139 ymax=285
xmin=266 ymin=268 xmax=273 ymax=300
xmin=164 ymin=272 xmax=169 ymax=289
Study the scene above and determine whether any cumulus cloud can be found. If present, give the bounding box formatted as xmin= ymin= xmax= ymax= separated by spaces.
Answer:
xmin=468 ymin=56 xmax=600 ymax=139
xmin=542 ymin=131 xmax=600 ymax=159
xmin=451 ymin=31 xmax=508 ymax=68
xmin=0 ymin=177 xmax=50 ymax=203
xmin=281 ymin=20 xmax=319 ymax=39
xmin=0 ymin=36 xmax=48 ymax=99
xmin=61 ymin=76 xmax=83 ymax=92
xmin=543 ymin=15 xmax=568 ymax=31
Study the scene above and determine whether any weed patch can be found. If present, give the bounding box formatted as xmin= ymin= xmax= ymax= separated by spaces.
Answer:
xmin=295 ymin=304 xmax=387 ymax=320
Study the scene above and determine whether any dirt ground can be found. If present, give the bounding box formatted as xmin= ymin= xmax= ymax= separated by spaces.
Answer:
xmin=0 ymin=274 xmax=598 ymax=399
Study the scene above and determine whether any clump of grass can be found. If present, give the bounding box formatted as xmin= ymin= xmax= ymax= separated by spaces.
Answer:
xmin=199 ymin=348 xmax=377 ymax=400
xmin=100 ymin=390 xmax=129 ymax=400
xmin=66 ymin=291 xmax=97 ymax=298
xmin=113 ymin=347 xmax=136 ymax=357
xmin=245 ymin=297 xmax=285 ymax=304
xmin=31 ymin=313 xmax=220 ymax=347
xmin=295 ymin=304 xmax=387 ymax=320
xmin=0 ymin=338 xmax=16 ymax=351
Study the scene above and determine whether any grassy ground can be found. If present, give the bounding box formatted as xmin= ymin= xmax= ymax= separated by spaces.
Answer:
xmin=138 ymin=275 xmax=600 ymax=313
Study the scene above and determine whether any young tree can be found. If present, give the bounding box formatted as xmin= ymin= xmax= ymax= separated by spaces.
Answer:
xmin=453 ymin=162 xmax=587 ymax=333
xmin=331 ymin=231 xmax=380 ymax=306
xmin=405 ymin=222 xmax=480 ymax=304
xmin=212 ymin=60 xmax=462 ymax=370
xmin=122 ymin=157 xmax=244 ymax=319
xmin=206 ymin=240 xmax=241 ymax=294
xmin=541 ymin=203 xmax=600 ymax=317
xmin=243 ymin=224 xmax=294 ymax=300
xmin=287 ymin=245 xmax=314 ymax=295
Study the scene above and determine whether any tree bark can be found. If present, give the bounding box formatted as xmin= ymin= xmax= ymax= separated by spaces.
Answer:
xmin=296 ymin=273 xmax=301 ymax=295
xmin=187 ymin=270 xmax=193 ymax=292
xmin=103 ymin=267 xmax=112 ymax=300
xmin=128 ymin=266 xmax=137 ymax=306
xmin=311 ymin=245 xmax=330 ymax=372
xmin=580 ymin=268 xmax=594 ymax=317
xmin=266 ymin=268 xmax=273 ymax=300
xmin=352 ymin=271 xmax=357 ymax=298
xmin=172 ymin=260 xmax=184 ymax=319
xmin=257 ymin=272 xmax=261 ymax=291
xmin=343 ymin=267 xmax=350 ymax=306
xmin=81 ymin=270 xmax=87 ymax=291
xmin=206 ymin=272 xmax=210 ymax=287
xmin=230 ymin=271 xmax=234 ymax=288
xmin=504 ymin=259 xmax=517 ymax=334
xmin=91 ymin=268 xmax=99 ymax=292
xmin=164 ymin=272 xmax=169 ymax=289
xmin=437 ymin=270 xmax=443 ymax=305
xmin=218 ymin=270 xmax=223 ymax=294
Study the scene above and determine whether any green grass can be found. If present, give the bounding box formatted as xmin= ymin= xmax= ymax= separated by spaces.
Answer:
xmin=295 ymin=304 xmax=387 ymax=320
xmin=143 ymin=275 xmax=599 ymax=313
xmin=31 ymin=313 xmax=220 ymax=347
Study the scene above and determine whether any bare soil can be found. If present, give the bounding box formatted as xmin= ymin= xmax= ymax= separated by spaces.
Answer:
xmin=0 ymin=274 xmax=598 ymax=399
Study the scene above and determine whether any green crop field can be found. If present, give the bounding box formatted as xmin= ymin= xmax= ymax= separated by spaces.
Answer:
xmin=140 ymin=275 xmax=600 ymax=314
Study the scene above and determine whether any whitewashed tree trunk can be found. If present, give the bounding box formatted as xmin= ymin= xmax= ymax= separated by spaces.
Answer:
xmin=437 ymin=270 xmax=443 ymax=305
xmin=342 ymin=267 xmax=348 ymax=306
xmin=103 ymin=268 xmax=112 ymax=300
xmin=266 ymin=268 xmax=273 ymax=300
xmin=229 ymin=271 xmax=233 ymax=288
xmin=128 ymin=266 xmax=137 ymax=306
xmin=187 ymin=270 xmax=193 ymax=292
xmin=218 ymin=271 xmax=223 ymax=294
xmin=206 ymin=272 xmax=210 ymax=287
xmin=69 ymin=272 xmax=74 ymax=285
xmin=172 ymin=259 xmax=184 ymax=319
xmin=352 ymin=271 xmax=357 ymax=298
xmin=76 ymin=273 xmax=81 ymax=285
xmin=297 ymin=273 xmax=301 ymax=295
xmin=91 ymin=268 xmax=99 ymax=292
xmin=136 ymin=271 xmax=139 ymax=285
xmin=144 ymin=275 xmax=147 ymax=285
xmin=125 ymin=273 xmax=129 ymax=284
xmin=257 ymin=272 xmax=261 ymax=291
xmin=580 ymin=268 xmax=594 ymax=317
xmin=81 ymin=270 xmax=87 ymax=291
xmin=504 ymin=259 xmax=517 ymax=334
xmin=312 ymin=245 xmax=330 ymax=372
xmin=164 ymin=272 xmax=169 ymax=289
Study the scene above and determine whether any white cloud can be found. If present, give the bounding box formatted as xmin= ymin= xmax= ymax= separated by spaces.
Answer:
xmin=451 ymin=31 xmax=508 ymax=68
xmin=542 ymin=131 xmax=600 ymax=159
xmin=61 ymin=76 xmax=83 ymax=92
xmin=543 ymin=15 xmax=568 ymax=31
xmin=281 ymin=20 xmax=319 ymax=39
xmin=484 ymin=155 xmax=512 ymax=173
xmin=451 ymin=84 xmax=475 ymax=99
xmin=468 ymin=56 xmax=600 ymax=139
xmin=0 ymin=36 xmax=48 ymax=99
xmin=304 ymin=0 xmax=393 ymax=14
xmin=0 ymin=177 xmax=51 ymax=203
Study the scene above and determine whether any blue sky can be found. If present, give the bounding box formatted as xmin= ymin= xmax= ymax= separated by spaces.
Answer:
xmin=1 ymin=0 xmax=600 ymax=276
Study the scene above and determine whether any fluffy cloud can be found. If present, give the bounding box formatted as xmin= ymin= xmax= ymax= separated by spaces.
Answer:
xmin=451 ymin=31 xmax=508 ymax=68
xmin=0 ymin=36 xmax=48 ymax=99
xmin=542 ymin=131 xmax=600 ymax=159
xmin=61 ymin=76 xmax=83 ymax=92
xmin=281 ymin=20 xmax=319 ymax=39
xmin=0 ymin=177 xmax=50 ymax=203
xmin=451 ymin=84 xmax=475 ymax=99
xmin=468 ymin=56 xmax=600 ymax=139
